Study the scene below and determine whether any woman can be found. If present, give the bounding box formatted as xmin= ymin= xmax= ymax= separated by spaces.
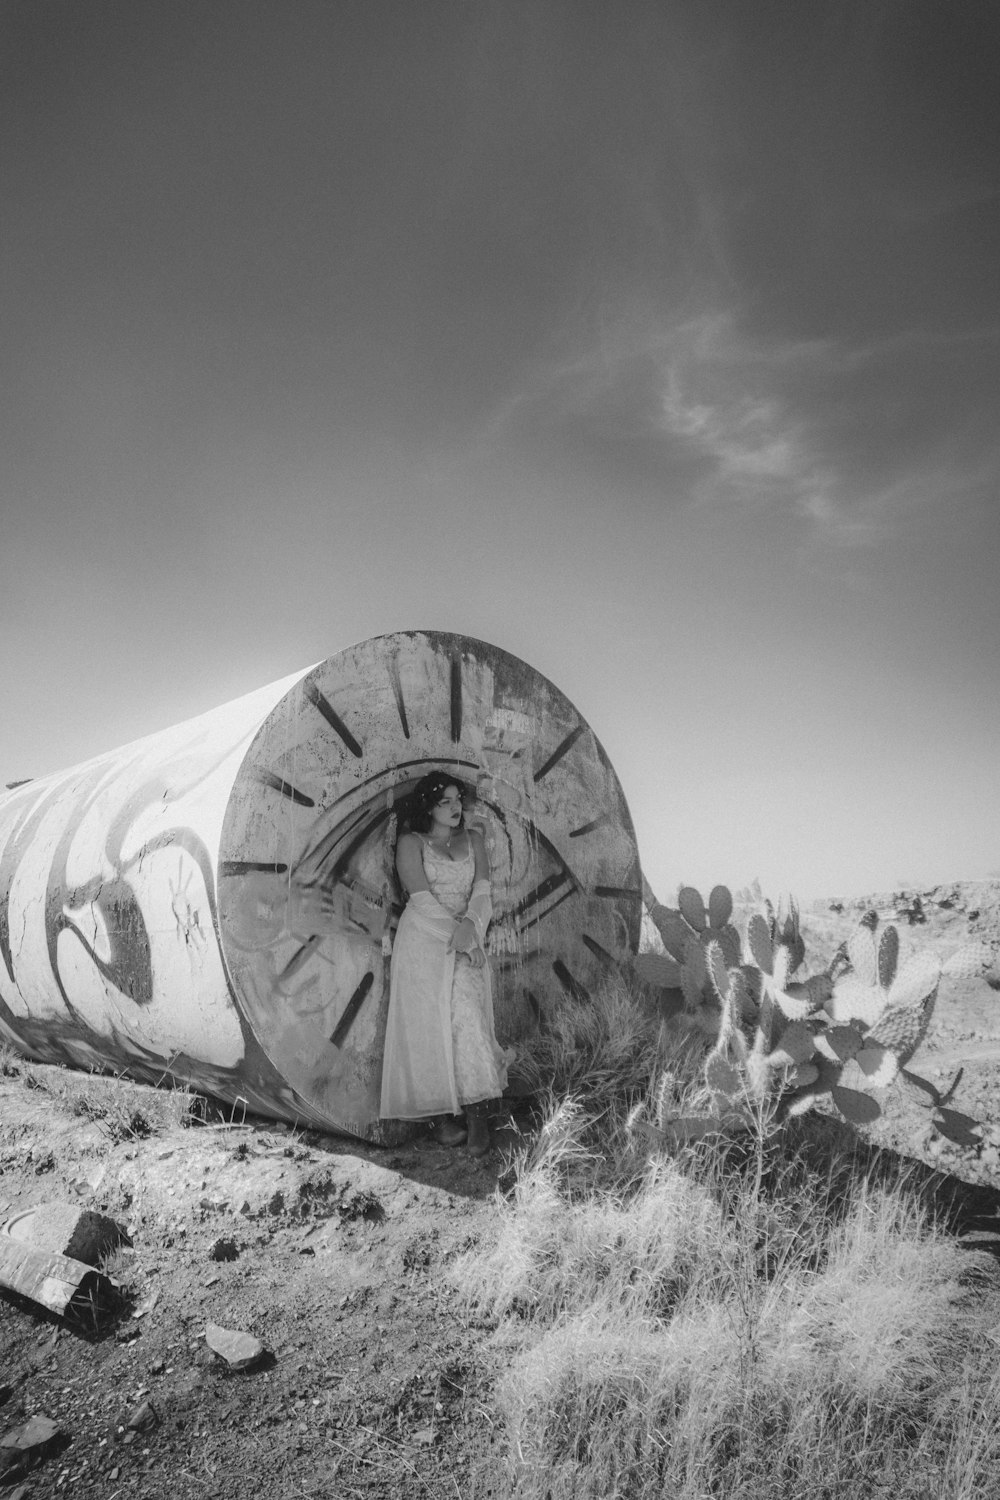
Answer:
xmin=379 ymin=772 xmax=509 ymax=1156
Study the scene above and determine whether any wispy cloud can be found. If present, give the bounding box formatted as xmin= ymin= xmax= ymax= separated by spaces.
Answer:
xmin=482 ymin=304 xmax=880 ymax=547
xmin=476 ymin=295 xmax=999 ymax=566
xmin=655 ymin=311 xmax=880 ymax=547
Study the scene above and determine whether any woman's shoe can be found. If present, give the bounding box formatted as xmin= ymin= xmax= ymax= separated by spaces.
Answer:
xmin=433 ymin=1116 xmax=467 ymax=1147
xmin=465 ymin=1104 xmax=491 ymax=1157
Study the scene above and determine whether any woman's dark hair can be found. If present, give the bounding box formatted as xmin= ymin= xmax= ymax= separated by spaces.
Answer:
xmin=400 ymin=772 xmax=470 ymax=834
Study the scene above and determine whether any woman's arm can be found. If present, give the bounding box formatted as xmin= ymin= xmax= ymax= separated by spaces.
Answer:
xmin=470 ymin=828 xmax=490 ymax=883
xmin=449 ymin=831 xmax=491 ymax=966
xmin=395 ymin=832 xmax=432 ymax=896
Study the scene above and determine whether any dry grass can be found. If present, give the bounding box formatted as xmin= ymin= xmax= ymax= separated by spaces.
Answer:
xmin=0 ymin=1050 xmax=205 ymax=1139
xmin=457 ymin=974 xmax=1000 ymax=1499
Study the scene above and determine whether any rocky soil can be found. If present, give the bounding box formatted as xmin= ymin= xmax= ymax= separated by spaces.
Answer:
xmin=1 ymin=879 xmax=999 ymax=1498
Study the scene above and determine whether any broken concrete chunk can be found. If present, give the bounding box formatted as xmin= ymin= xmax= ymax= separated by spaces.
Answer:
xmin=0 ymin=1414 xmax=65 ymax=1482
xmin=0 ymin=1236 xmax=116 ymax=1322
xmin=205 ymin=1321 xmax=265 ymax=1370
xmin=1 ymin=1203 xmax=125 ymax=1265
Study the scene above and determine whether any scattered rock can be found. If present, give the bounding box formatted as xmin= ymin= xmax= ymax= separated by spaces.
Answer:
xmin=132 ymin=1289 xmax=161 ymax=1319
xmin=205 ymin=1322 xmax=266 ymax=1371
xmin=127 ymin=1399 xmax=159 ymax=1433
xmin=0 ymin=1414 xmax=65 ymax=1482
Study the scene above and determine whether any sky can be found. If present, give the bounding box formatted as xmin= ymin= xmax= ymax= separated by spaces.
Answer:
xmin=2 ymin=0 xmax=999 ymax=903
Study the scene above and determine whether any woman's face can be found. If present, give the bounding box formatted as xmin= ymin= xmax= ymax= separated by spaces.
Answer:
xmin=430 ymin=784 xmax=463 ymax=835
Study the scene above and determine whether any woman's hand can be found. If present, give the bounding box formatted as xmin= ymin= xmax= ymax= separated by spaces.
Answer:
xmin=449 ymin=916 xmax=486 ymax=968
xmin=448 ymin=917 xmax=479 ymax=955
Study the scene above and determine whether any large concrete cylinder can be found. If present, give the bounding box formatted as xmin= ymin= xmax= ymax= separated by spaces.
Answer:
xmin=0 ymin=632 xmax=642 ymax=1139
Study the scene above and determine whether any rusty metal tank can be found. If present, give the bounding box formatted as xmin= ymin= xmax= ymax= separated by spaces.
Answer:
xmin=0 ymin=632 xmax=642 ymax=1139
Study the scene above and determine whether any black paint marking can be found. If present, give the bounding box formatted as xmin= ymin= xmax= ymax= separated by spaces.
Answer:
xmin=218 ymin=861 xmax=289 ymax=877
xmin=512 ymin=870 xmax=576 ymax=920
xmin=533 ymin=723 xmax=585 ymax=783
xmin=330 ymin=971 xmax=375 ymax=1049
xmin=569 ymin=814 xmax=608 ymax=839
xmin=581 ymin=933 xmax=616 ymax=968
xmin=386 ymin=657 xmax=410 ymax=739
xmin=516 ymin=885 xmax=577 ymax=934
xmin=450 ymin=655 xmax=463 ymax=742
xmin=553 ymin=958 xmax=590 ymax=1004
xmin=278 ymin=936 xmax=323 ymax=984
xmin=258 ymin=770 xmax=314 ymax=808
xmin=303 ymin=680 xmax=363 ymax=758
xmin=313 ymin=757 xmax=480 ymax=815
xmin=594 ymin=886 xmax=644 ymax=902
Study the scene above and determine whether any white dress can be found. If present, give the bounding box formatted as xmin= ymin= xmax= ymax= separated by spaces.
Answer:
xmin=379 ymin=840 xmax=509 ymax=1120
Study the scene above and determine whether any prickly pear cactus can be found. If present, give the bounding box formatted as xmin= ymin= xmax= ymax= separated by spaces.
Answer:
xmin=638 ymin=883 xmax=742 ymax=1025
xmin=638 ymin=885 xmax=990 ymax=1140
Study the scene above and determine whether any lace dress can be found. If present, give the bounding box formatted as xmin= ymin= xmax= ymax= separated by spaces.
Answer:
xmin=379 ymin=840 xmax=510 ymax=1120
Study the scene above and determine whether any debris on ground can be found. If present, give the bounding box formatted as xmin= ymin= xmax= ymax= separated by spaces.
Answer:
xmin=0 ymin=1414 xmax=66 ymax=1483
xmin=204 ymin=1321 xmax=266 ymax=1371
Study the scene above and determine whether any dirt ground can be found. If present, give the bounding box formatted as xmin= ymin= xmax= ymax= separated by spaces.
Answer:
xmin=2 ymin=880 xmax=1000 ymax=1499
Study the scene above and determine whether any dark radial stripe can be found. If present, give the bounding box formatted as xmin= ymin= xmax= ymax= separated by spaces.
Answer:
xmin=278 ymin=935 xmax=322 ymax=984
xmin=525 ymin=990 xmax=542 ymax=1024
xmin=569 ymin=814 xmax=608 ymax=839
xmin=594 ymin=886 xmax=644 ymax=902
xmin=581 ymin=933 xmax=615 ymax=968
xmin=449 ymin=654 xmax=463 ymax=742
xmin=218 ymin=861 xmax=289 ymax=877
xmin=303 ymin=680 xmax=363 ymax=758
xmin=330 ymin=971 xmax=375 ymax=1049
xmin=258 ymin=770 xmax=315 ymax=807
xmin=517 ymin=885 xmax=577 ymax=933
xmin=533 ymin=723 xmax=585 ymax=783
xmin=512 ymin=870 xmax=575 ymax=920
xmin=553 ymin=957 xmax=590 ymax=1004
xmin=386 ymin=657 xmax=410 ymax=739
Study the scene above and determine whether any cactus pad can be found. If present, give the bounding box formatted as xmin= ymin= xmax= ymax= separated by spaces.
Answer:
xmin=887 ymin=951 xmax=940 ymax=1010
xmin=877 ymin=925 xmax=899 ymax=989
xmin=867 ymin=994 xmax=937 ymax=1061
xmin=746 ymin=913 xmax=773 ymax=972
xmin=768 ymin=1021 xmax=815 ymax=1067
xmin=827 ymin=973 xmax=886 ymax=1028
xmin=653 ymin=907 xmax=697 ymax=962
xmin=706 ymin=1053 xmax=743 ymax=1099
xmin=815 ymin=1026 xmax=862 ymax=1063
xmin=855 ymin=1043 xmax=899 ymax=1088
xmin=708 ymin=923 xmax=742 ymax=967
xmin=847 ymin=926 xmax=879 ymax=987
xmin=634 ymin=953 xmax=682 ymax=989
xmin=708 ymin=885 xmax=734 ymax=929
xmin=706 ymin=940 xmax=730 ymax=1003
xmin=942 ymin=942 xmax=990 ymax=980
xmin=678 ymin=886 xmax=707 ymax=932
xmin=832 ymin=1085 xmax=882 ymax=1126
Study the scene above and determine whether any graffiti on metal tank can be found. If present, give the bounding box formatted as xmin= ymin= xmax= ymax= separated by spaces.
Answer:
xmin=0 ymin=724 xmax=249 ymax=1073
xmin=0 ymin=633 xmax=643 ymax=1140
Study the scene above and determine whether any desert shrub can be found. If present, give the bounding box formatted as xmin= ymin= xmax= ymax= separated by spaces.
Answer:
xmin=459 ymin=988 xmax=1000 ymax=1500
xmin=0 ymin=1042 xmax=22 ymax=1077
xmin=511 ymin=972 xmax=664 ymax=1107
